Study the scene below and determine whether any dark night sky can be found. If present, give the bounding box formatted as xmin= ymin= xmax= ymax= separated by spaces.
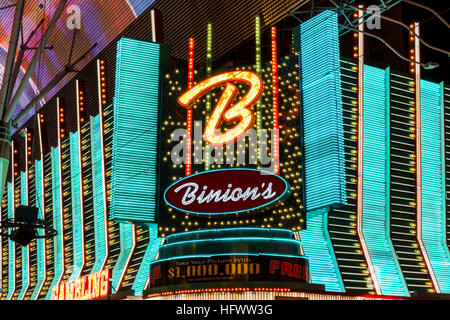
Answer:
xmin=402 ymin=0 xmax=449 ymax=83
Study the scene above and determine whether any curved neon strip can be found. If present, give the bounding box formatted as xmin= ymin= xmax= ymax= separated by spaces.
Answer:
xmin=362 ymin=65 xmax=409 ymax=296
xmin=420 ymin=79 xmax=450 ymax=293
xmin=413 ymin=23 xmax=441 ymax=293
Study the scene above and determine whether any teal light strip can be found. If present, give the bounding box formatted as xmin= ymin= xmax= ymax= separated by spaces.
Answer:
xmin=46 ymin=147 xmax=63 ymax=300
xmin=18 ymin=171 xmax=30 ymax=300
xmin=68 ymin=132 xmax=83 ymax=282
xmin=296 ymin=10 xmax=346 ymax=211
xmin=420 ymin=79 xmax=450 ymax=293
xmin=6 ymin=182 xmax=15 ymax=300
xmin=132 ymin=224 xmax=160 ymax=296
xmin=299 ymin=208 xmax=344 ymax=292
xmin=31 ymin=160 xmax=44 ymax=299
xmin=362 ymin=65 xmax=409 ymax=296
xmin=111 ymin=37 xmax=162 ymax=223
xmin=90 ymin=115 xmax=108 ymax=274
xmin=110 ymin=222 xmax=134 ymax=292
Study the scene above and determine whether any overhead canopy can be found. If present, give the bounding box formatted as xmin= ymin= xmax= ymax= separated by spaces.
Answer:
xmin=0 ymin=0 xmax=155 ymax=125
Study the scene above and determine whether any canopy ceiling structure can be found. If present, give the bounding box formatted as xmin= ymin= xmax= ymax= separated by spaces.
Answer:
xmin=0 ymin=0 xmax=155 ymax=128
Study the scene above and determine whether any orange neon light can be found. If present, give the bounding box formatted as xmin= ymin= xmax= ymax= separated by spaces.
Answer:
xmin=50 ymin=269 xmax=111 ymax=300
xmin=178 ymin=71 xmax=263 ymax=145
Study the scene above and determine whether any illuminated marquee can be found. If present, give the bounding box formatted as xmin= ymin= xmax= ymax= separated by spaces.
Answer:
xmin=50 ymin=269 xmax=111 ymax=300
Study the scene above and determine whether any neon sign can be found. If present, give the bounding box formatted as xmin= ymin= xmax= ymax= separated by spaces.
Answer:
xmin=178 ymin=71 xmax=263 ymax=146
xmin=164 ymin=168 xmax=291 ymax=215
xmin=50 ymin=269 xmax=111 ymax=300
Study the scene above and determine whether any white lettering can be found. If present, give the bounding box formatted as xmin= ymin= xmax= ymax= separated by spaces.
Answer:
xmin=172 ymin=182 xmax=278 ymax=205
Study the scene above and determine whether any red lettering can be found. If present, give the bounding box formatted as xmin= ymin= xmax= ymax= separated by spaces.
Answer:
xmin=58 ymin=283 xmax=65 ymax=300
xmin=293 ymin=263 xmax=302 ymax=279
xmin=51 ymin=285 xmax=59 ymax=300
xmin=269 ymin=260 xmax=280 ymax=274
xmin=280 ymin=262 xmax=292 ymax=276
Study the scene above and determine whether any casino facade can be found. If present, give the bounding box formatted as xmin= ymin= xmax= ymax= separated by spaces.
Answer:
xmin=1 ymin=0 xmax=450 ymax=300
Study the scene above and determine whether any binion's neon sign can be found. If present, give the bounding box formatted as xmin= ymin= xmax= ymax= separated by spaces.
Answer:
xmin=178 ymin=70 xmax=263 ymax=146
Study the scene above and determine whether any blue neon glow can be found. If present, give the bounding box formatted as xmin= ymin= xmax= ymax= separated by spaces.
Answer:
xmin=295 ymin=10 xmax=345 ymax=293
xmin=163 ymin=168 xmax=291 ymax=215
xmin=132 ymin=223 xmax=160 ymax=296
xmin=68 ymin=132 xmax=83 ymax=282
xmin=90 ymin=115 xmax=108 ymax=274
xmin=362 ymin=65 xmax=409 ymax=296
xmin=299 ymin=207 xmax=344 ymax=292
xmin=296 ymin=10 xmax=346 ymax=212
xmin=18 ymin=171 xmax=30 ymax=300
xmin=46 ymin=147 xmax=63 ymax=300
xmin=110 ymin=37 xmax=162 ymax=223
xmin=31 ymin=160 xmax=44 ymax=300
xmin=110 ymin=222 xmax=134 ymax=293
xmin=420 ymin=79 xmax=450 ymax=293
xmin=6 ymin=182 xmax=15 ymax=300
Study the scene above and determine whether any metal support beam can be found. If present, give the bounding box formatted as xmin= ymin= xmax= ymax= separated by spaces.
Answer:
xmin=0 ymin=0 xmax=25 ymax=117
xmin=4 ymin=0 xmax=68 ymax=123
xmin=12 ymin=42 xmax=97 ymax=127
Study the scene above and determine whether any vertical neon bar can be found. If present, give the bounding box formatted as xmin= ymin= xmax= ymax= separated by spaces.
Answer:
xmin=255 ymin=15 xmax=262 ymax=168
xmin=412 ymin=22 xmax=440 ymax=293
xmin=185 ymin=38 xmax=194 ymax=176
xmin=46 ymin=98 xmax=65 ymax=299
xmin=354 ymin=6 xmax=381 ymax=295
xmin=30 ymin=114 xmax=46 ymax=299
xmin=204 ymin=22 xmax=212 ymax=171
xmin=271 ymin=26 xmax=280 ymax=174
xmin=18 ymin=128 xmax=30 ymax=300
xmin=68 ymin=80 xmax=85 ymax=282
xmin=6 ymin=142 xmax=15 ymax=300
xmin=96 ymin=59 xmax=109 ymax=271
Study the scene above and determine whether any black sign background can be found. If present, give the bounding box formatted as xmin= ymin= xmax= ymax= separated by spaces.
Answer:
xmin=149 ymin=254 xmax=309 ymax=288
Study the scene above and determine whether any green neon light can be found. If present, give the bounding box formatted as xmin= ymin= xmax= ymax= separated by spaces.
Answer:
xmin=255 ymin=15 xmax=262 ymax=168
xmin=362 ymin=65 xmax=409 ymax=296
xmin=110 ymin=222 xmax=134 ymax=293
xmin=18 ymin=171 xmax=29 ymax=300
xmin=204 ymin=21 xmax=212 ymax=171
xmin=30 ymin=160 xmax=44 ymax=300
xmin=90 ymin=115 xmax=108 ymax=274
xmin=68 ymin=132 xmax=83 ymax=282
xmin=111 ymin=37 xmax=161 ymax=223
xmin=6 ymin=182 xmax=15 ymax=300
xmin=132 ymin=224 xmax=160 ymax=296
xmin=46 ymin=147 xmax=63 ymax=300
xmin=420 ymin=79 xmax=450 ymax=293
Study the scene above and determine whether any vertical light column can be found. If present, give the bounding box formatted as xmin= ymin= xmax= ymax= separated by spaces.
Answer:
xmin=30 ymin=114 xmax=46 ymax=299
xmin=354 ymin=6 xmax=381 ymax=296
xmin=46 ymin=98 xmax=65 ymax=299
xmin=93 ymin=59 xmax=109 ymax=273
xmin=204 ymin=22 xmax=212 ymax=171
xmin=132 ymin=225 xmax=161 ymax=296
xmin=362 ymin=65 xmax=410 ymax=296
xmin=420 ymin=79 xmax=450 ymax=292
xmin=111 ymin=37 xmax=165 ymax=291
xmin=18 ymin=128 xmax=30 ymax=300
xmin=271 ymin=26 xmax=280 ymax=175
xmin=68 ymin=80 xmax=86 ymax=283
xmin=185 ymin=38 xmax=194 ymax=176
xmin=255 ymin=15 xmax=262 ymax=168
xmin=6 ymin=142 xmax=15 ymax=300
xmin=296 ymin=10 xmax=346 ymax=291
xmin=90 ymin=115 xmax=108 ymax=274
xmin=410 ymin=22 xmax=440 ymax=293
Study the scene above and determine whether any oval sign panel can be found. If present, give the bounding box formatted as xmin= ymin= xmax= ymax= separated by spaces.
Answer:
xmin=164 ymin=168 xmax=291 ymax=215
